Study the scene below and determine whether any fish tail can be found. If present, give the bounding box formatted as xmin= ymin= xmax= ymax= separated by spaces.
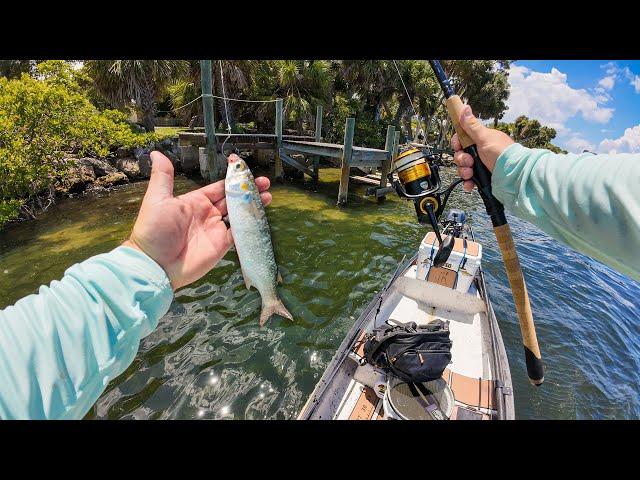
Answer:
xmin=259 ymin=296 xmax=293 ymax=326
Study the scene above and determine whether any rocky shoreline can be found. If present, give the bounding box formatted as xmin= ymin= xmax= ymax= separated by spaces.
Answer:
xmin=56 ymin=137 xmax=182 ymax=196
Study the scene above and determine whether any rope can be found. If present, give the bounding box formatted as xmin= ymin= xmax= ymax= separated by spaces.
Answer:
xmin=156 ymin=94 xmax=279 ymax=115
xmin=207 ymin=95 xmax=279 ymax=103
xmin=155 ymin=94 xmax=203 ymax=114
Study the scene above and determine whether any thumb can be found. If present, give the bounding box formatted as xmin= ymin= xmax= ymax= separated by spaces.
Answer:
xmin=144 ymin=151 xmax=174 ymax=203
xmin=459 ymin=105 xmax=488 ymax=145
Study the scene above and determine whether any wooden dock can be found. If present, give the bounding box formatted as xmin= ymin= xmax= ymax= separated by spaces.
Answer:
xmin=180 ymin=99 xmax=402 ymax=205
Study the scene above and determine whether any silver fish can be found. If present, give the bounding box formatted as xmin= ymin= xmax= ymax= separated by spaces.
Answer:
xmin=225 ymin=155 xmax=292 ymax=326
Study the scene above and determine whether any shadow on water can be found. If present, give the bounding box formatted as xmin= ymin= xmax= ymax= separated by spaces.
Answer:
xmin=2 ymin=166 xmax=639 ymax=420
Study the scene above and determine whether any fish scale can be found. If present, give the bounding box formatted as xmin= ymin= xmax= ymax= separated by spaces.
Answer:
xmin=225 ymin=156 xmax=293 ymax=326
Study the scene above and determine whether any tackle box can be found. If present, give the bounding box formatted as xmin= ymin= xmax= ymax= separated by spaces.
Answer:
xmin=416 ymin=232 xmax=482 ymax=293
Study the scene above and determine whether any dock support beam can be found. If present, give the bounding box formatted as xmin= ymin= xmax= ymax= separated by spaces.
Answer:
xmin=313 ymin=105 xmax=323 ymax=189
xmin=200 ymin=60 xmax=220 ymax=182
xmin=393 ymin=130 xmax=400 ymax=159
xmin=275 ymin=98 xmax=284 ymax=180
xmin=337 ymin=117 xmax=355 ymax=206
xmin=378 ymin=125 xmax=396 ymax=200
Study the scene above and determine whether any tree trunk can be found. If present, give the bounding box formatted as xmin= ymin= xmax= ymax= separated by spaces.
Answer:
xmin=139 ymin=83 xmax=156 ymax=133
xmin=393 ymin=97 xmax=409 ymax=127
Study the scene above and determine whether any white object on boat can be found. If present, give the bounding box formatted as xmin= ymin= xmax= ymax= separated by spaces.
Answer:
xmin=395 ymin=276 xmax=486 ymax=316
xmin=416 ymin=231 xmax=482 ymax=293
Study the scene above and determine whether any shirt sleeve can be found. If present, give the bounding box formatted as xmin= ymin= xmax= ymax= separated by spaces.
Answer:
xmin=0 ymin=246 xmax=173 ymax=419
xmin=491 ymin=143 xmax=640 ymax=282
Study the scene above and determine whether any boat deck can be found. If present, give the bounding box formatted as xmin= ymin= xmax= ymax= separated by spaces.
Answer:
xmin=301 ymin=256 xmax=511 ymax=420
xmin=330 ymin=266 xmax=495 ymax=420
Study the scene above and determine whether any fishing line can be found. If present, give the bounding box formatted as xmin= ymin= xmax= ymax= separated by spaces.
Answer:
xmin=219 ymin=60 xmax=233 ymax=157
xmin=392 ymin=59 xmax=423 ymax=136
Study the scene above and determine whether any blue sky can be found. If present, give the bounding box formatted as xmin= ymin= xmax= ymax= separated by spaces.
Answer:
xmin=501 ymin=60 xmax=640 ymax=154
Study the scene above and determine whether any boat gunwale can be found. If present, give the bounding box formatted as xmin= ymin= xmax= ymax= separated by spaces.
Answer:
xmin=297 ymin=256 xmax=409 ymax=419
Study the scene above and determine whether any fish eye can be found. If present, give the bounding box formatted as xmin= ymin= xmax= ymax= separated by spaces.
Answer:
xmin=235 ymin=164 xmax=241 ymax=169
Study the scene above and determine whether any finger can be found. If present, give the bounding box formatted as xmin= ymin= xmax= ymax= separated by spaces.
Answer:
xmin=196 ymin=179 xmax=226 ymax=204
xmin=145 ymin=151 xmax=174 ymax=203
xmin=214 ymin=191 xmax=273 ymax=217
xmin=451 ymin=133 xmax=462 ymax=151
xmin=260 ymin=191 xmax=272 ymax=207
xmin=463 ymin=180 xmax=475 ymax=192
xmin=254 ymin=176 xmax=270 ymax=192
xmin=459 ymin=105 xmax=487 ymax=144
xmin=458 ymin=166 xmax=474 ymax=180
xmin=454 ymin=151 xmax=474 ymax=168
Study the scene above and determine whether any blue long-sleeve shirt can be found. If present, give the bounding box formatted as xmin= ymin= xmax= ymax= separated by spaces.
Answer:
xmin=0 ymin=246 xmax=173 ymax=419
xmin=493 ymin=144 xmax=639 ymax=282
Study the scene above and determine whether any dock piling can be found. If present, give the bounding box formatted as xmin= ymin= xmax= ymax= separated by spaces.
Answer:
xmin=337 ymin=117 xmax=355 ymax=206
xmin=275 ymin=99 xmax=284 ymax=180
xmin=200 ymin=60 xmax=220 ymax=181
xmin=393 ymin=130 xmax=400 ymax=159
xmin=313 ymin=105 xmax=323 ymax=189
xmin=377 ymin=125 xmax=396 ymax=200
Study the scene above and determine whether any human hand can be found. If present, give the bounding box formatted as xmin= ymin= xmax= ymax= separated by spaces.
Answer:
xmin=123 ymin=151 xmax=272 ymax=290
xmin=451 ymin=105 xmax=515 ymax=192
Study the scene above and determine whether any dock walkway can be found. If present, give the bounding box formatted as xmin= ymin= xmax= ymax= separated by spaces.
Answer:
xmin=180 ymin=101 xmax=402 ymax=205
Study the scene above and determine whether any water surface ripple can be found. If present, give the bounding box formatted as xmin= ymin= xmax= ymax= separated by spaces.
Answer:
xmin=0 ymin=167 xmax=638 ymax=419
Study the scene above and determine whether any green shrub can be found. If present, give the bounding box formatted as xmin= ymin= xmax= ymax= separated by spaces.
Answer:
xmin=0 ymin=61 xmax=155 ymax=227
xmin=325 ymin=94 xmax=387 ymax=149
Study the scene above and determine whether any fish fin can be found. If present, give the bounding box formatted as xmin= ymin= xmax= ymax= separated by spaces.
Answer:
xmin=276 ymin=268 xmax=283 ymax=285
xmin=241 ymin=265 xmax=253 ymax=290
xmin=259 ymin=297 xmax=293 ymax=327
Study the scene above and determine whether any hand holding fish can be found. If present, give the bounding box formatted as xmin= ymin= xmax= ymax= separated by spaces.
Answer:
xmin=123 ymin=151 xmax=272 ymax=290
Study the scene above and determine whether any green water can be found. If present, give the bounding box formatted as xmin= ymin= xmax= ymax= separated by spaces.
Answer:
xmin=1 ymin=166 xmax=639 ymax=419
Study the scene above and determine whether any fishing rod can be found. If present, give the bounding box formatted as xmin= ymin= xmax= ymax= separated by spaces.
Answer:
xmin=427 ymin=60 xmax=544 ymax=386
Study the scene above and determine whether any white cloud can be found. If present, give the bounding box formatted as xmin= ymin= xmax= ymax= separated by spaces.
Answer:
xmin=598 ymin=75 xmax=615 ymax=90
xmin=504 ymin=65 xmax=614 ymax=133
xmin=601 ymin=62 xmax=640 ymax=94
xmin=598 ymin=124 xmax=640 ymax=154
xmin=564 ymin=136 xmax=595 ymax=153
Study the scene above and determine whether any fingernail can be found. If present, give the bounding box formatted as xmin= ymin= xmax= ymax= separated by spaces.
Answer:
xmin=462 ymin=106 xmax=473 ymax=119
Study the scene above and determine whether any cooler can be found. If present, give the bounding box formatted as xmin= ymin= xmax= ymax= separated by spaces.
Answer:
xmin=416 ymin=231 xmax=482 ymax=293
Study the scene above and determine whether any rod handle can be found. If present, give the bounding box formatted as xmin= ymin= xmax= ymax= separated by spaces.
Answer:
xmin=445 ymin=95 xmax=474 ymax=149
xmin=494 ymin=223 xmax=545 ymax=385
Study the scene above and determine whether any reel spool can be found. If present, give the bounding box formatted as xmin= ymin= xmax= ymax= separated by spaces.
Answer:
xmin=392 ymin=148 xmax=442 ymax=224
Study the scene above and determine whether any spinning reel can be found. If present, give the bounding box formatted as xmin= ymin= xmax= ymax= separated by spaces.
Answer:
xmin=389 ymin=147 xmax=464 ymax=267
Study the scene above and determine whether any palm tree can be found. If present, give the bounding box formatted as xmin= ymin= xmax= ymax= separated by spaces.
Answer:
xmin=84 ymin=60 xmax=188 ymax=132
xmin=341 ymin=60 xmax=397 ymax=121
xmin=249 ymin=60 xmax=332 ymax=134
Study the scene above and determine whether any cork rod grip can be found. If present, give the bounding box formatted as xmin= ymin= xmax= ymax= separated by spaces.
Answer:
xmin=445 ymin=95 xmax=474 ymax=148
xmin=494 ymin=224 xmax=545 ymax=385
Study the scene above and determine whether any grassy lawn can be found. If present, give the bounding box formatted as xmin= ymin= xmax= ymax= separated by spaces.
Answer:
xmin=155 ymin=126 xmax=189 ymax=139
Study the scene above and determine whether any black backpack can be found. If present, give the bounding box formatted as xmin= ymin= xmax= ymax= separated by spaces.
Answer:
xmin=363 ymin=319 xmax=452 ymax=383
